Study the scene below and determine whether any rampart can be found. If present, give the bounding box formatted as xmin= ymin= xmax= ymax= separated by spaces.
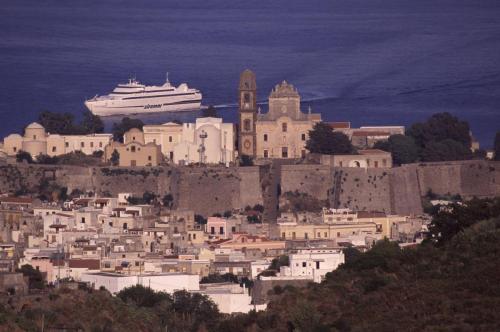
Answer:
xmin=0 ymin=159 xmax=498 ymax=217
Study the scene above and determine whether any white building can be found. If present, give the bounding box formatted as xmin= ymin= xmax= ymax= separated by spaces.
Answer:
xmin=280 ymin=248 xmax=345 ymax=283
xmin=197 ymin=283 xmax=267 ymax=314
xmin=81 ymin=272 xmax=200 ymax=294
xmin=174 ymin=117 xmax=235 ymax=166
xmin=2 ymin=122 xmax=112 ymax=159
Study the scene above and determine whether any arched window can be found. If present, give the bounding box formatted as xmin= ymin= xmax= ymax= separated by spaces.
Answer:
xmin=243 ymin=119 xmax=251 ymax=132
xmin=263 ymin=134 xmax=268 ymax=142
xmin=131 ymin=146 xmax=136 ymax=153
xmin=244 ymin=93 xmax=250 ymax=103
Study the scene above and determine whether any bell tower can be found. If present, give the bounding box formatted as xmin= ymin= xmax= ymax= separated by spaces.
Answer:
xmin=238 ymin=69 xmax=257 ymax=157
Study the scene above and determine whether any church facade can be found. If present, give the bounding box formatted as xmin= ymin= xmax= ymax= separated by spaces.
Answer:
xmin=238 ymin=70 xmax=321 ymax=159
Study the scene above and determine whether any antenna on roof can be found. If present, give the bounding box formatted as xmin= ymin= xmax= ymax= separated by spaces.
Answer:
xmin=166 ymin=72 xmax=170 ymax=83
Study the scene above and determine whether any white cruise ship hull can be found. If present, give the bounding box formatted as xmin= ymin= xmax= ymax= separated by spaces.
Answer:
xmin=85 ymin=93 xmax=202 ymax=116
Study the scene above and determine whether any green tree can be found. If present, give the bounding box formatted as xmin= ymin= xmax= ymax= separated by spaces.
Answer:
xmin=16 ymin=150 xmax=33 ymax=164
xmin=117 ymin=285 xmax=171 ymax=307
xmin=38 ymin=111 xmax=78 ymax=135
xmin=428 ymin=197 xmax=500 ymax=245
xmin=421 ymin=139 xmax=472 ymax=162
xmin=270 ymin=255 xmax=290 ymax=271
xmin=374 ymin=134 xmax=419 ymax=165
xmin=142 ymin=191 xmax=157 ymax=204
xmin=16 ymin=264 xmax=45 ymax=289
xmin=240 ymin=154 xmax=254 ymax=166
xmin=81 ymin=110 xmax=104 ymax=134
xmin=407 ymin=112 xmax=471 ymax=149
xmin=202 ymin=105 xmax=217 ymax=117
xmin=110 ymin=149 xmax=120 ymax=166
xmin=162 ymin=193 xmax=174 ymax=209
xmin=306 ymin=122 xmax=354 ymax=155
xmin=494 ymin=131 xmax=500 ymax=161
xmin=112 ymin=117 xmax=144 ymax=142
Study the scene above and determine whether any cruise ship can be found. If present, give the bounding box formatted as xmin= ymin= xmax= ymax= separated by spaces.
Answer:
xmin=84 ymin=76 xmax=202 ymax=116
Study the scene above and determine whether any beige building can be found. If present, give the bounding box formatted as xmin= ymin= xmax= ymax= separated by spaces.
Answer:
xmin=320 ymin=149 xmax=393 ymax=168
xmin=277 ymin=222 xmax=377 ymax=241
xmin=104 ymin=128 xmax=162 ymax=167
xmin=142 ymin=122 xmax=183 ymax=161
xmin=237 ymin=70 xmax=321 ymax=159
xmin=3 ymin=122 xmax=112 ymax=159
xmin=255 ymin=81 xmax=321 ymax=159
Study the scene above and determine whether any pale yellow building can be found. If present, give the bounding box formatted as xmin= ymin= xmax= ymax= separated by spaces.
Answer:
xmin=277 ymin=222 xmax=378 ymax=241
xmin=142 ymin=122 xmax=183 ymax=161
xmin=3 ymin=122 xmax=112 ymax=159
xmin=104 ymin=128 xmax=162 ymax=167
xmin=255 ymin=81 xmax=321 ymax=159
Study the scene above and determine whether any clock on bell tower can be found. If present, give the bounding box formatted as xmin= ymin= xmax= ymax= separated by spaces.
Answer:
xmin=238 ymin=69 xmax=257 ymax=157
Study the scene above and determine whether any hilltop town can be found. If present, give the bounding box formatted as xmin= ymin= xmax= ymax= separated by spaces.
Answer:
xmin=0 ymin=70 xmax=499 ymax=331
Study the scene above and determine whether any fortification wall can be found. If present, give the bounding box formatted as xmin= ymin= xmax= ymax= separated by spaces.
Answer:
xmin=280 ymin=165 xmax=332 ymax=200
xmin=332 ymin=167 xmax=392 ymax=213
xmin=415 ymin=160 xmax=499 ymax=198
xmin=389 ymin=165 xmax=423 ymax=215
xmin=174 ymin=166 xmax=263 ymax=217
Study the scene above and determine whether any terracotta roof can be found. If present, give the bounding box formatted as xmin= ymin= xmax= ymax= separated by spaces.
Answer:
xmin=69 ymin=259 xmax=100 ymax=269
xmin=327 ymin=122 xmax=351 ymax=129
xmin=357 ymin=211 xmax=387 ymax=218
xmin=352 ymin=131 xmax=391 ymax=137
xmin=0 ymin=197 xmax=33 ymax=204
xmin=94 ymin=199 xmax=110 ymax=204
xmin=358 ymin=149 xmax=391 ymax=155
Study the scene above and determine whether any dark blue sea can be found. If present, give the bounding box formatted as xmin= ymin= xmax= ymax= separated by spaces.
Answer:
xmin=1 ymin=0 xmax=499 ymax=147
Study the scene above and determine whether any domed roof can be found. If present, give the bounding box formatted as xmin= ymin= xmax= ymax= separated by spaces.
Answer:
xmin=25 ymin=122 xmax=45 ymax=130
xmin=239 ymin=69 xmax=256 ymax=90
xmin=269 ymin=80 xmax=299 ymax=99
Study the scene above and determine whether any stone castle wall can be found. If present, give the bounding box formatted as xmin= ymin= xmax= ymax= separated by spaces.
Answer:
xmin=0 ymin=159 xmax=498 ymax=217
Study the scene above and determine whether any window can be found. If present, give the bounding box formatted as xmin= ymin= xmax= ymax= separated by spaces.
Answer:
xmin=383 ymin=159 xmax=387 ymax=167
xmin=133 ymin=136 xmax=136 ymax=141
xmin=81 ymin=217 xmax=85 ymax=223
xmin=244 ymin=93 xmax=250 ymax=103
xmin=324 ymin=232 xmax=327 ymax=237
xmin=292 ymin=232 xmax=296 ymax=239
xmin=263 ymin=134 xmax=268 ymax=142
xmin=301 ymin=133 xmax=306 ymax=141
xmin=305 ymin=232 xmax=308 ymax=239
xmin=231 ymin=226 xmax=236 ymax=232
xmin=169 ymin=151 xmax=174 ymax=160
xmin=337 ymin=232 xmax=340 ymax=237
xmin=169 ymin=136 xmax=172 ymax=142
xmin=243 ymin=119 xmax=251 ymax=132
xmin=282 ymin=122 xmax=287 ymax=132
xmin=301 ymin=150 xmax=306 ymax=158
xmin=99 ymin=142 xmax=103 ymax=148
xmin=282 ymin=147 xmax=288 ymax=158
xmin=81 ymin=142 xmax=84 ymax=148
xmin=148 ymin=156 xmax=152 ymax=161
xmin=52 ymin=146 xmax=56 ymax=152
xmin=193 ymin=233 xmax=196 ymax=240
xmin=220 ymin=226 xmax=224 ymax=235
xmin=316 ymin=261 xmax=320 ymax=269
xmin=210 ymin=227 xmax=215 ymax=235
xmin=302 ymin=262 xmax=307 ymax=267
xmin=131 ymin=146 xmax=136 ymax=152
xmin=263 ymin=150 xmax=269 ymax=158
xmin=374 ymin=161 xmax=379 ymax=168
xmin=123 ymin=223 xmax=128 ymax=230
xmin=13 ymin=147 xmax=17 ymax=152
xmin=281 ymin=232 xmax=285 ymax=239
xmin=339 ymin=161 xmax=343 ymax=167
xmin=90 ymin=142 xmax=94 ymax=148
xmin=317 ymin=232 xmax=320 ymax=238
xmin=65 ymin=142 xmax=69 ymax=148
